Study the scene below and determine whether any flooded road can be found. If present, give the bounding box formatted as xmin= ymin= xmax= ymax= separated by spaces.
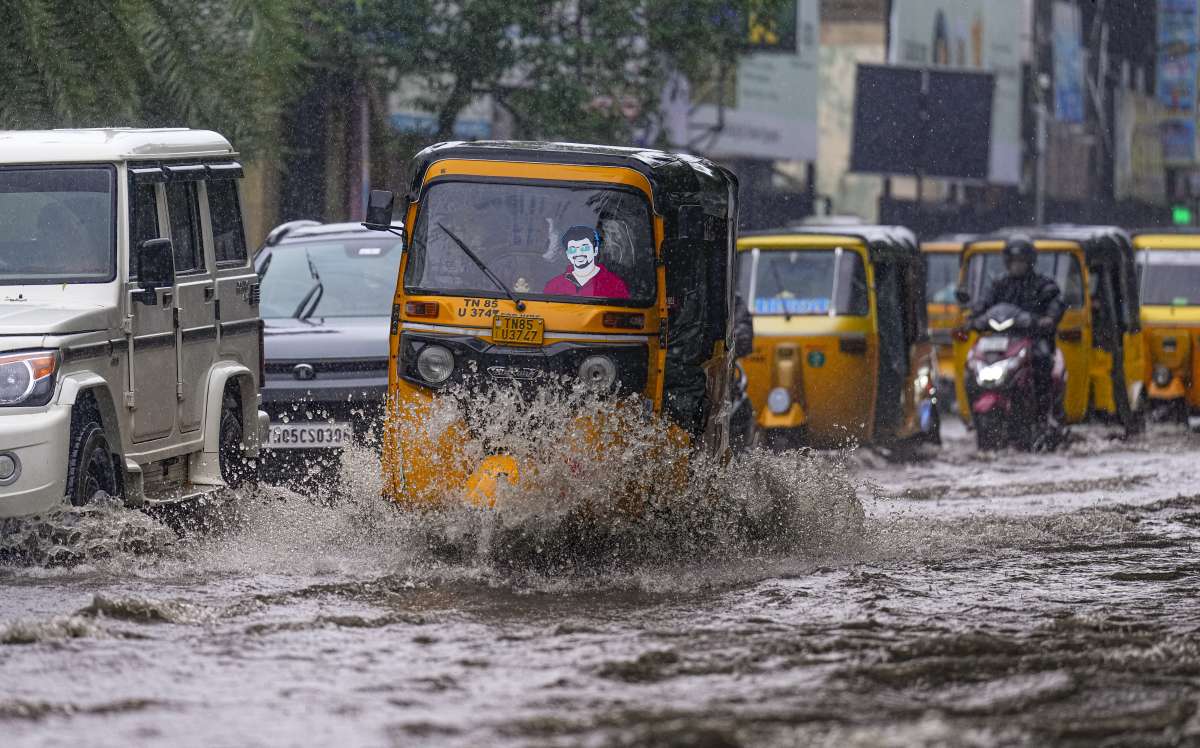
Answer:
xmin=2 ymin=419 xmax=1199 ymax=747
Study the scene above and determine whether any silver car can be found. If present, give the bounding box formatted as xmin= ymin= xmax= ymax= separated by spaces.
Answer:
xmin=255 ymin=220 xmax=402 ymax=482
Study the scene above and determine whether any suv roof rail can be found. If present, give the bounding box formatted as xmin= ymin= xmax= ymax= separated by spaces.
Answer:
xmin=264 ymin=220 xmax=322 ymax=247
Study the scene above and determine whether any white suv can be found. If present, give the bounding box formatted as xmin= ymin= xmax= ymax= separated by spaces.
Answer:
xmin=0 ymin=128 xmax=267 ymax=518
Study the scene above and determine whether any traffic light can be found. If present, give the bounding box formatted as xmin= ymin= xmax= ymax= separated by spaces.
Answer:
xmin=1172 ymin=204 xmax=1193 ymax=226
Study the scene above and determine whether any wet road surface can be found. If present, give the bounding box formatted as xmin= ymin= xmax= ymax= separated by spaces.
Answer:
xmin=1 ymin=419 xmax=1199 ymax=747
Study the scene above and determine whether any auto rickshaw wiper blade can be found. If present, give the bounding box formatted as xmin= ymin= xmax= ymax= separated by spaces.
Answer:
xmin=438 ymin=223 xmax=526 ymax=311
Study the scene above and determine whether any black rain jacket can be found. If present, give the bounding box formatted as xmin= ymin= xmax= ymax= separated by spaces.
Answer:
xmin=971 ymin=272 xmax=1066 ymax=339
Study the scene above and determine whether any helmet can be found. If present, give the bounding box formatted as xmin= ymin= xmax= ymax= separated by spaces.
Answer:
xmin=1003 ymin=234 xmax=1036 ymax=266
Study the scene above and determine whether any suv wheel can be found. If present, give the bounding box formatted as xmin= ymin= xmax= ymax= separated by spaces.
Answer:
xmin=219 ymin=394 xmax=250 ymax=487
xmin=66 ymin=418 xmax=118 ymax=507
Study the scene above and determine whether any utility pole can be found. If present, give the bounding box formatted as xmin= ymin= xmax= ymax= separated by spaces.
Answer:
xmin=1033 ymin=0 xmax=1050 ymax=225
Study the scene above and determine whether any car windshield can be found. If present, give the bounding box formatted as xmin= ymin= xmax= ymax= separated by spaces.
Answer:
xmin=1140 ymin=250 xmax=1200 ymax=306
xmin=965 ymin=251 xmax=1085 ymax=308
xmin=739 ymin=248 xmax=869 ymax=316
xmin=0 ymin=166 xmax=115 ymax=284
xmin=257 ymin=238 xmax=403 ymax=319
xmin=406 ymin=180 xmax=655 ymax=306
xmin=925 ymin=252 xmax=960 ymax=304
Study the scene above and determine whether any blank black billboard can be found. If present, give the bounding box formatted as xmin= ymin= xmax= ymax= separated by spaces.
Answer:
xmin=851 ymin=64 xmax=995 ymax=181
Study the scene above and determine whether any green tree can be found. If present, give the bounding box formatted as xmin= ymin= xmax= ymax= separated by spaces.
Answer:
xmin=0 ymin=0 xmax=299 ymax=156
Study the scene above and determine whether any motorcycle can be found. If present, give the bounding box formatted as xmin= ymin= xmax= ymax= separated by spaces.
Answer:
xmin=964 ymin=303 xmax=1066 ymax=451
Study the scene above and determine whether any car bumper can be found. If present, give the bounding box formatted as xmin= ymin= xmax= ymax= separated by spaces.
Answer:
xmin=0 ymin=405 xmax=71 ymax=518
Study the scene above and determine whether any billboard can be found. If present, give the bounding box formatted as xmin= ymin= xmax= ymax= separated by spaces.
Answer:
xmin=1158 ymin=0 xmax=1199 ymax=164
xmin=677 ymin=0 xmax=821 ymax=161
xmin=888 ymin=0 xmax=1022 ymax=184
xmin=1116 ymin=89 xmax=1167 ymax=204
xmin=1052 ymin=1 xmax=1085 ymax=124
xmin=851 ymin=65 xmax=993 ymax=180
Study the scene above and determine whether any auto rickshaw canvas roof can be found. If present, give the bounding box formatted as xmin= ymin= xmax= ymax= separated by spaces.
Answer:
xmin=0 ymin=128 xmax=235 ymax=163
xmin=922 ymin=234 xmax=976 ymax=253
xmin=1129 ymin=228 xmax=1200 ymax=250
xmin=972 ymin=225 xmax=1134 ymax=266
xmin=406 ymin=140 xmax=736 ymax=216
xmin=739 ymin=225 xmax=919 ymax=260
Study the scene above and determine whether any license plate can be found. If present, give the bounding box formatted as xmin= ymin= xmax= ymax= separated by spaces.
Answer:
xmin=492 ymin=314 xmax=544 ymax=346
xmin=266 ymin=422 xmax=354 ymax=449
xmin=977 ymin=336 xmax=1010 ymax=352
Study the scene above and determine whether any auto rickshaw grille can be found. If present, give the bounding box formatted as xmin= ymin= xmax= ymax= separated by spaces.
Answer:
xmin=399 ymin=333 xmax=649 ymax=400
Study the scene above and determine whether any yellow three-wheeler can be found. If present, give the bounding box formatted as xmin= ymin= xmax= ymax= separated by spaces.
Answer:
xmin=364 ymin=141 xmax=740 ymax=505
xmin=737 ymin=226 xmax=939 ymax=449
xmin=1131 ymin=229 xmax=1200 ymax=423
xmin=954 ymin=226 xmax=1146 ymax=432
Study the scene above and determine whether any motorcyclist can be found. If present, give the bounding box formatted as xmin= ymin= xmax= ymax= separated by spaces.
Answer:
xmin=968 ymin=234 xmax=1066 ymax=421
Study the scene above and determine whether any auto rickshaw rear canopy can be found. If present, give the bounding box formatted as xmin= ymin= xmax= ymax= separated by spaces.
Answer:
xmin=740 ymin=224 xmax=920 ymax=261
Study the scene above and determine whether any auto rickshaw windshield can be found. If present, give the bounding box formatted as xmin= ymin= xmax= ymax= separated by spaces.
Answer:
xmin=965 ymin=251 xmax=1086 ymax=308
xmin=1140 ymin=250 xmax=1200 ymax=306
xmin=739 ymin=248 xmax=868 ymax=316
xmin=925 ymin=253 xmax=959 ymax=304
xmin=405 ymin=180 xmax=656 ymax=306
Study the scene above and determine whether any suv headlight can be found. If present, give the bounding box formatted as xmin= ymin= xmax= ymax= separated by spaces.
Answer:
xmin=0 ymin=350 xmax=59 ymax=406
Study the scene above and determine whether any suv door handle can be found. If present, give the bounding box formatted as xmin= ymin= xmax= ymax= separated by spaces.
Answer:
xmin=204 ymin=286 xmax=215 ymax=302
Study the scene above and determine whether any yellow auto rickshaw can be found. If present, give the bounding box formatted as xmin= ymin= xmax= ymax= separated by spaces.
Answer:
xmin=953 ymin=226 xmax=1146 ymax=432
xmin=1131 ymin=230 xmax=1200 ymax=424
xmin=737 ymin=226 xmax=940 ymax=449
xmin=363 ymin=141 xmax=740 ymax=505
xmin=922 ymin=235 xmax=973 ymax=407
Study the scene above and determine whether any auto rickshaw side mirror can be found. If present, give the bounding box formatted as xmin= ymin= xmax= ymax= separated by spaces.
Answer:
xmin=954 ymin=286 xmax=971 ymax=304
xmin=677 ymin=205 xmax=704 ymax=241
xmin=363 ymin=190 xmax=395 ymax=231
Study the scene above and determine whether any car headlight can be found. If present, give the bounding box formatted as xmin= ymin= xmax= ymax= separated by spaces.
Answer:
xmin=1153 ymin=365 xmax=1173 ymax=388
xmin=0 ymin=350 xmax=58 ymax=407
xmin=578 ymin=355 xmax=618 ymax=391
xmin=767 ymin=386 xmax=791 ymax=415
xmin=416 ymin=344 xmax=454 ymax=384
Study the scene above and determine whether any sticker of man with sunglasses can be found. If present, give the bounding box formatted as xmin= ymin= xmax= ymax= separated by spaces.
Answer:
xmin=542 ymin=225 xmax=630 ymax=299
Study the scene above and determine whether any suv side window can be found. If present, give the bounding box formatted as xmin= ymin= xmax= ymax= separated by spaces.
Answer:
xmin=166 ymin=181 xmax=203 ymax=274
xmin=208 ymin=180 xmax=247 ymax=265
xmin=129 ymin=181 xmax=161 ymax=277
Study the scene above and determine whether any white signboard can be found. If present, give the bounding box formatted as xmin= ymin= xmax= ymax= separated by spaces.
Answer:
xmin=889 ymin=0 xmax=1022 ymax=185
xmin=677 ymin=0 xmax=821 ymax=161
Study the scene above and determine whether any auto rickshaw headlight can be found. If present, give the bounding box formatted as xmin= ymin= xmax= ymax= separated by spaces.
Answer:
xmin=578 ymin=355 xmax=618 ymax=391
xmin=416 ymin=344 xmax=455 ymax=384
xmin=1153 ymin=365 xmax=1173 ymax=388
xmin=767 ymin=387 xmax=791 ymax=415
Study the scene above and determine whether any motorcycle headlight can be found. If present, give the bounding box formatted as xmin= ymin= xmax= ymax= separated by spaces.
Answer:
xmin=767 ymin=386 xmax=791 ymax=415
xmin=1153 ymin=365 xmax=1173 ymax=388
xmin=974 ymin=355 xmax=1023 ymax=388
xmin=416 ymin=344 xmax=454 ymax=384
xmin=578 ymin=355 xmax=618 ymax=391
xmin=0 ymin=350 xmax=59 ymax=407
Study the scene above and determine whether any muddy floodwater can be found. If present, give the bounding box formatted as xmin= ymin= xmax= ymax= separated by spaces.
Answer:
xmin=2 ymin=418 xmax=1199 ymax=747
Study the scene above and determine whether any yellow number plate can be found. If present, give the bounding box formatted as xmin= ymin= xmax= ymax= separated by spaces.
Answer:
xmin=492 ymin=314 xmax=544 ymax=346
